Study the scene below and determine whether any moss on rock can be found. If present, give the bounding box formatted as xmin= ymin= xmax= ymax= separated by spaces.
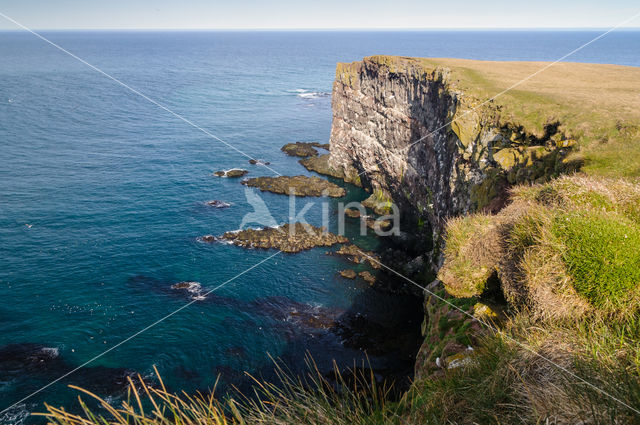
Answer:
xmin=362 ymin=190 xmax=394 ymax=215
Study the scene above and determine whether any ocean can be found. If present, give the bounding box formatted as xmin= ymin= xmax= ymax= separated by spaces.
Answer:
xmin=1 ymin=30 xmax=639 ymax=422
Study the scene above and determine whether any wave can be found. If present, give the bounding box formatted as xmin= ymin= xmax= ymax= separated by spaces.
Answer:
xmin=171 ymin=281 xmax=207 ymax=301
xmin=289 ymin=89 xmax=331 ymax=99
xmin=40 ymin=346 xmax=60 ymax=358
xmin=0 ymin=403 xmax=30 ymax=425
xmin=205 ymin=200 xmax=231 ymax=208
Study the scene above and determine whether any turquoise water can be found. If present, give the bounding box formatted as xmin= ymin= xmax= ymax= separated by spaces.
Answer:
xmin=1 ymin=30 xmax=639 ymax=422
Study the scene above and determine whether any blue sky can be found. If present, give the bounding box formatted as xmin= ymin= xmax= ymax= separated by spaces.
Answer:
xmin=0 ymin=0 xmax=639 ymax=30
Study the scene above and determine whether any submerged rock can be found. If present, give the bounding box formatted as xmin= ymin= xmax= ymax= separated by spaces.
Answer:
xmin=242 ymin=175 xmax=346 ymax=197
xmin=340 ymin=269 xmax=357 ymax=279
xmin=248 ymin=159 xmax=271 ymax=165
xmin=171 ymin=281 xmax=206 ymax=300
xmin=206 ymin=200 xmax=231 ymax=208
xmin=0 ymin=343 xmax=64 ymax=374
xmin=221 ymin=222 xmax=348 ymax=253
xmin=281 ymin=142 xmax=320 ymax=157
xmin=332 ymin=244 xmax=381 ymax=269
xmin=214 ymin=169 xmax=248 ymax=178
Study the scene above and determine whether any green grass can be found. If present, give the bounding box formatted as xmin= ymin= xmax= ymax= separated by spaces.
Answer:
xmin=442 ymin=176 xmax=640 ymax=316
xmin=552 ymin=210 xmax=640 ymax=311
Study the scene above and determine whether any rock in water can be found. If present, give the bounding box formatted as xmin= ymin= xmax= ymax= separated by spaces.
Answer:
xmin=344 ymin=208 xmax=361 ymax=218
xmin=214 ymin=169 xmax=248 ymax=178
xmin=171 ymin=281 xmax=206 ymax=300
xmin=280 ymin=142 xmax=320 ymax=157
xmin=340 ymin=269 xmax=357 ymax=279
xmin=332 ymin=244 xmax=381 ymax=269
xmin=249 ymin=159 xmax=271 ymax=165
xmin=299 ymin=154 xmax=363 ymax=187
xmin=359 ymin=271 xmax=377 ymax=285
xmin=221 ymin=223 xmax=348 ymax=253
xmin=242 ymin=175 xmax=345 ymax=197
xmin=206 ymin=200 xmax=231 ymax=208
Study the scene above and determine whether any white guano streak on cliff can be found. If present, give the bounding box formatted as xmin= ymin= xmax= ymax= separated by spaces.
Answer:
xmin=355 ymin=9 xmax=640 ymax=179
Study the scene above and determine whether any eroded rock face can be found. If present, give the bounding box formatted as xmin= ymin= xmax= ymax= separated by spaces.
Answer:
xmin=242 ymin=175 xmax=346 ymax=197
xmin=328 ymin=56 xmax=572 ymax=235
xmin=220 ymin=222 xmax=348 ymax=253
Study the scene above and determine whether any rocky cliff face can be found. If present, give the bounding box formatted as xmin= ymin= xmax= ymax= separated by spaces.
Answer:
xmin=328 ymin=56 xmax=574 ymax=236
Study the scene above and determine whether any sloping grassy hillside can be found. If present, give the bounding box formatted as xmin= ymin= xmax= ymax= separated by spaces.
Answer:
xmin=439 ymin=175 xmax=640 ymax=317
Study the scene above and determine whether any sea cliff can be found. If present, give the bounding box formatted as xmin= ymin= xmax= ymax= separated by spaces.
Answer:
xmin=324 ymin=56 xmax=640 ymax=422
xmin=327 ymin=55 xmax=640 ymax=236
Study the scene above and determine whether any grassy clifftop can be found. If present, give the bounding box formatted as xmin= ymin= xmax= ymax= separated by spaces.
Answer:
xmin=337 ymin=55 xmax=640 ymax=178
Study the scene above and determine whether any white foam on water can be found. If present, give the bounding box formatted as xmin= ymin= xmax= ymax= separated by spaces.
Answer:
xmin=40 ymin=346 xmax=60 ymax=358
xmin=0 ymin=403 xmax=30 ymax=425
xmin=297 ymin=91 xmax=330 ymax=99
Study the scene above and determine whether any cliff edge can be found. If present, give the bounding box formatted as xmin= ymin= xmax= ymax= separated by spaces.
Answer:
xmin=328 ymin=55 xmax=640 ymax=235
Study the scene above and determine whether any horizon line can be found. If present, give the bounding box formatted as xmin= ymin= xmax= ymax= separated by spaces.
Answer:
xmin=1 ymin=27 xmax=640 ymax=32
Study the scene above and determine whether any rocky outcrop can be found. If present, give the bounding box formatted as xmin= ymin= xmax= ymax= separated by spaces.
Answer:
xmin=214 ymin=169 xmax=248 ymax=178
xmin=331 ymin=244 xmax=381 ymax=269
xmin=242 ymin=175 xmax=346 ymax=197
xmin=281 ymin=142 xmax=328 ymax=157
xmin=328 ymin=56 xmax=576 ymax=235
xmin=299 ymin=154 xmax=362 ymax=186
xmin=218 ymin=223 xmax=348 ymax=253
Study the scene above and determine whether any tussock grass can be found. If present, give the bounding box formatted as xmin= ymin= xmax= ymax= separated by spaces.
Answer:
xmin=552 ymin=210 xmax=640 ymax=311
xmin=439 ymin=174 xmax=640 ymax=319
xmin=438 ymin=215 xmax=499 ymax=298
xmin=38 ymin=312 xmax=640 ymax=425
xmin=39 ymin=359 xmax=395 ymax=425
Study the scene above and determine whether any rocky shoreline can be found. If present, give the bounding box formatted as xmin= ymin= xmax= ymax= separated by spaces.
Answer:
xmin=209 ymin=223 xmax=348 ymax=253
xmin=242 ymin=175 xmax=346 ymax=197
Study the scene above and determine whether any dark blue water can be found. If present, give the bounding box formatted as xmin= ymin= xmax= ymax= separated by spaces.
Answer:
xmin=1 ymin=30 xmax=639 ymax=422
